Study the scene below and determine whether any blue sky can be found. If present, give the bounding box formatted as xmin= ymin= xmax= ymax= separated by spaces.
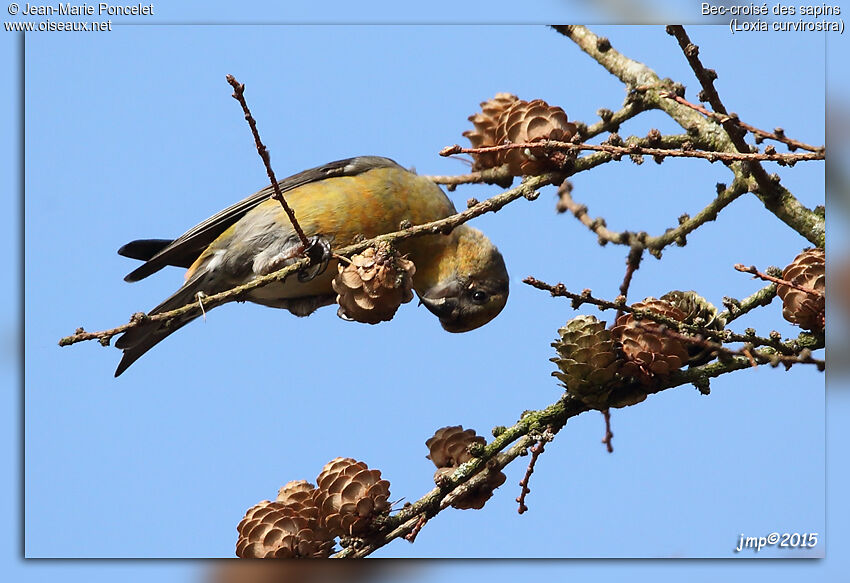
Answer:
xmin=4 ymin=1 xmax=845 ymax=581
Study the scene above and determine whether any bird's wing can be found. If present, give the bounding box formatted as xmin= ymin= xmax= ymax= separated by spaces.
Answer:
xmin=122 ymin=156 xmax=404 ymax=282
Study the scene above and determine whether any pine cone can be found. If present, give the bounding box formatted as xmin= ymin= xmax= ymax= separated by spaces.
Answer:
xmin=612 ymin=298 xmax=690 ymax=387
xmin=426 ymin=426 xmax=505 ymax=510
xmin=332 ymin=242 xmax=416 ymax=325
xmin=236 ymin=500 xmax=334 ymax=558
xmin=276 ymin=480 xmax=317 ymax=512
xmin=425 ymin=425 xmax=484 ymax=468
xmin=314 ymin=457 xmax=391 ymax=538
xmin=550 ymin=315 xmax=621 ymax=408
xmin=660 ymin=290 xmax=724 ymax=366
xmin=494 ymin=99 xmax=578 ymax=175
xmin=463 ymin=93 xmax=519 ymax=171
xmin=777 ymin=248 xmax=825 ymax=332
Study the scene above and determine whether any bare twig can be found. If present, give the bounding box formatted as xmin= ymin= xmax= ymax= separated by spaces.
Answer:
xmin=556 ymin=177 xmax=750 ymax=260
xmin=556 ymin=179 xmax=632 ymax=245
xmin=663 ymin=26 xmax=795 ymax=218
xmin=517 ymin=434 xmax=551 ymax=514
xmin=601 ymin=409 xmax=614 ymax=453
xmin=643 ymin=180 xmax=749 ymax=256
xmin=439 ymin=140 xmax=822 ymax=165
xmin=225 ymin=74 xmax=311 ymax=250
xmin=555 ymin=24 xmax=824 ymax=247
xmin=635 ymin=322 xmax=825 ymax=371
xmin=523 ymin=278 xmax=706 ymax=333
xmin=523 ymin=276 xmax=726 ymax=342
xmin=659 ymin=91 xmax=824 ymax=153
xmin=422 ymin=164 xmax=514 ymax=188
xmin=734 ymin=264 xmax=824 ymax=297
xmin=403 ymin=515 xmax=428 ymax=543
xmin=616 ymin=246 xmax=644 ymax=322
xmin=582 ymin=102 xmax=647 ymax=138
xmin=663 ymin=27 xmax=739 ymax=130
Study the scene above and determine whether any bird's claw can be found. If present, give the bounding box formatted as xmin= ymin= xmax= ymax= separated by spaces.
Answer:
xmin=297 ymin=235 xmax=332 ymax=282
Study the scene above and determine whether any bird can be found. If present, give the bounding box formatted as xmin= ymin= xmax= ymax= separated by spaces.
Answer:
xmin=113 ymin=156 xmax=509 ymax=376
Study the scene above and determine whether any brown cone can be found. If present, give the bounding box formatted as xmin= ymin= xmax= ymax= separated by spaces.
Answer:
xmin=494 ymin=99 xmax=578 ymax=175
xmin=777 ymin=248 xmax=825 ymax=332
xmin=426 ymin=426 xmax=506 ymax=510
xmin=276 ymin=480 xmax=318 ymax=515
xmin=425 ymin=425 xmax=485 ymax=468
xmin=314 ymin=457 xmax=391 ymax=538
xmin=236 ymin=500 xmax=334 ymax=559
xmin=332 ymin=242 xmax=416 ymax=325
xmin=660 ymin=290 xmax=724 ymax=366
xmin=463 ymin=93 xmax=519 ymax=171
xmin=612 ymin=299 xmax=690 ymax=388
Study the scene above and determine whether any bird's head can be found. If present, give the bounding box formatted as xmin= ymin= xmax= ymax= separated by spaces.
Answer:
xmin=418 ymin=226 xmax=509 ymax=333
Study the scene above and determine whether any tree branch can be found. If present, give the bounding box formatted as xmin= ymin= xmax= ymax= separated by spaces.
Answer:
xmin=440 ymin=140 xmax=823 ymax=165
xmin=556 ymin=176 xmax=750 ymax=256
xmin=334 ymin=327 xmax=821 ymax=556
xmin=659 ymin=91 xmax=824 ymax=154
xmin=554 ymin=24 xmax=825 ymax=248
xmin=225 ymin=75 xmax=311 ymax=250
xmin=719 ymin=284 xmax=777 ymax=323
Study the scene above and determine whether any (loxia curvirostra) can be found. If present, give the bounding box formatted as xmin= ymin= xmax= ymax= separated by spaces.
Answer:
xmin=113 ymin=156 xmax=509 ymax=376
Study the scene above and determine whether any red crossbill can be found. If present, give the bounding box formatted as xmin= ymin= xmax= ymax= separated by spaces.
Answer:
xmin=114 ymin=156 xmax=509 ymax=376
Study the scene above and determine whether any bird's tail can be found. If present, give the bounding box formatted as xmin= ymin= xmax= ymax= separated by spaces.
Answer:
xmin=113 ymin=278 xmax=207 ymax=377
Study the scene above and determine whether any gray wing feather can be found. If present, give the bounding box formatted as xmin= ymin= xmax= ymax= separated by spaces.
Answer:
xmin=122 ymin=156 xmax=403 ymax=282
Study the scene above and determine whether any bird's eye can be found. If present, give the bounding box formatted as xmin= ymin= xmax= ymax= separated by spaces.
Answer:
xmin=471 ymin=290 xmax=488 ymax=304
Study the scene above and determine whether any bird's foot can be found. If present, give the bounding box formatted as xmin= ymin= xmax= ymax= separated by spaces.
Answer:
xmin=258 ymin=235 xmax=332 ymax=280
xmin=297 ymin=235 xmax=332 ymax=282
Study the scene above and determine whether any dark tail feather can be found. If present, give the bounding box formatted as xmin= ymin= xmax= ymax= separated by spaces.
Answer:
xmin=119 ymin=238 xmax=205 ymax=283
xmin=118 ymin=239 xmax=174 ymax=262
xmin=113 ymin=279 xmax=205 ymax=377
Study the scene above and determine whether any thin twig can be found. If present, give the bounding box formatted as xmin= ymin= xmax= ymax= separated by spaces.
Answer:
xmin=225 ymin=74 xmax=310 ymax=250
xmin=403 ymin=515 xmax=428 ymax=543
xmin=619 ymin=247 xmax=644 ymax=299
xmin=556 ymin=179 xmax=633 ymax=245
xmin=663 ymin=26 xmax=788 ymax=208
xmin=516 ymin=434 xmax=550 ymax=514
xmin=555 ymin=25 xmax=823 ymax=248
xmin=616 ymin=246 xmax=644 ymax=322
xmin=724 ymin=330 xmax=795 ymax=355
xmin=659 ymin=91 xmax=824 ymax=153
xmin=601 ymin=409 xmax=614 ymax=453
xmin=557 ymin=178 xmax=749 ymax=259
xmin=523 ymin=277 xmax=773 ymax=346
xmin=734 ymin=264 xmax=824 ymax=297
xmin=523 ymin=276 xmax=727 ymax=341
xmin=440 ymin=140 xmax=822 ymax=165
xmin=635 ymin=322 xmax=825 ymax=371
xmin=582 ymin=102 xmax=647 ymax=138
xmin=643 ymin=180 xmax=749 ymax=256
xmin=422 ymin=164 xmax=514 ymax=188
